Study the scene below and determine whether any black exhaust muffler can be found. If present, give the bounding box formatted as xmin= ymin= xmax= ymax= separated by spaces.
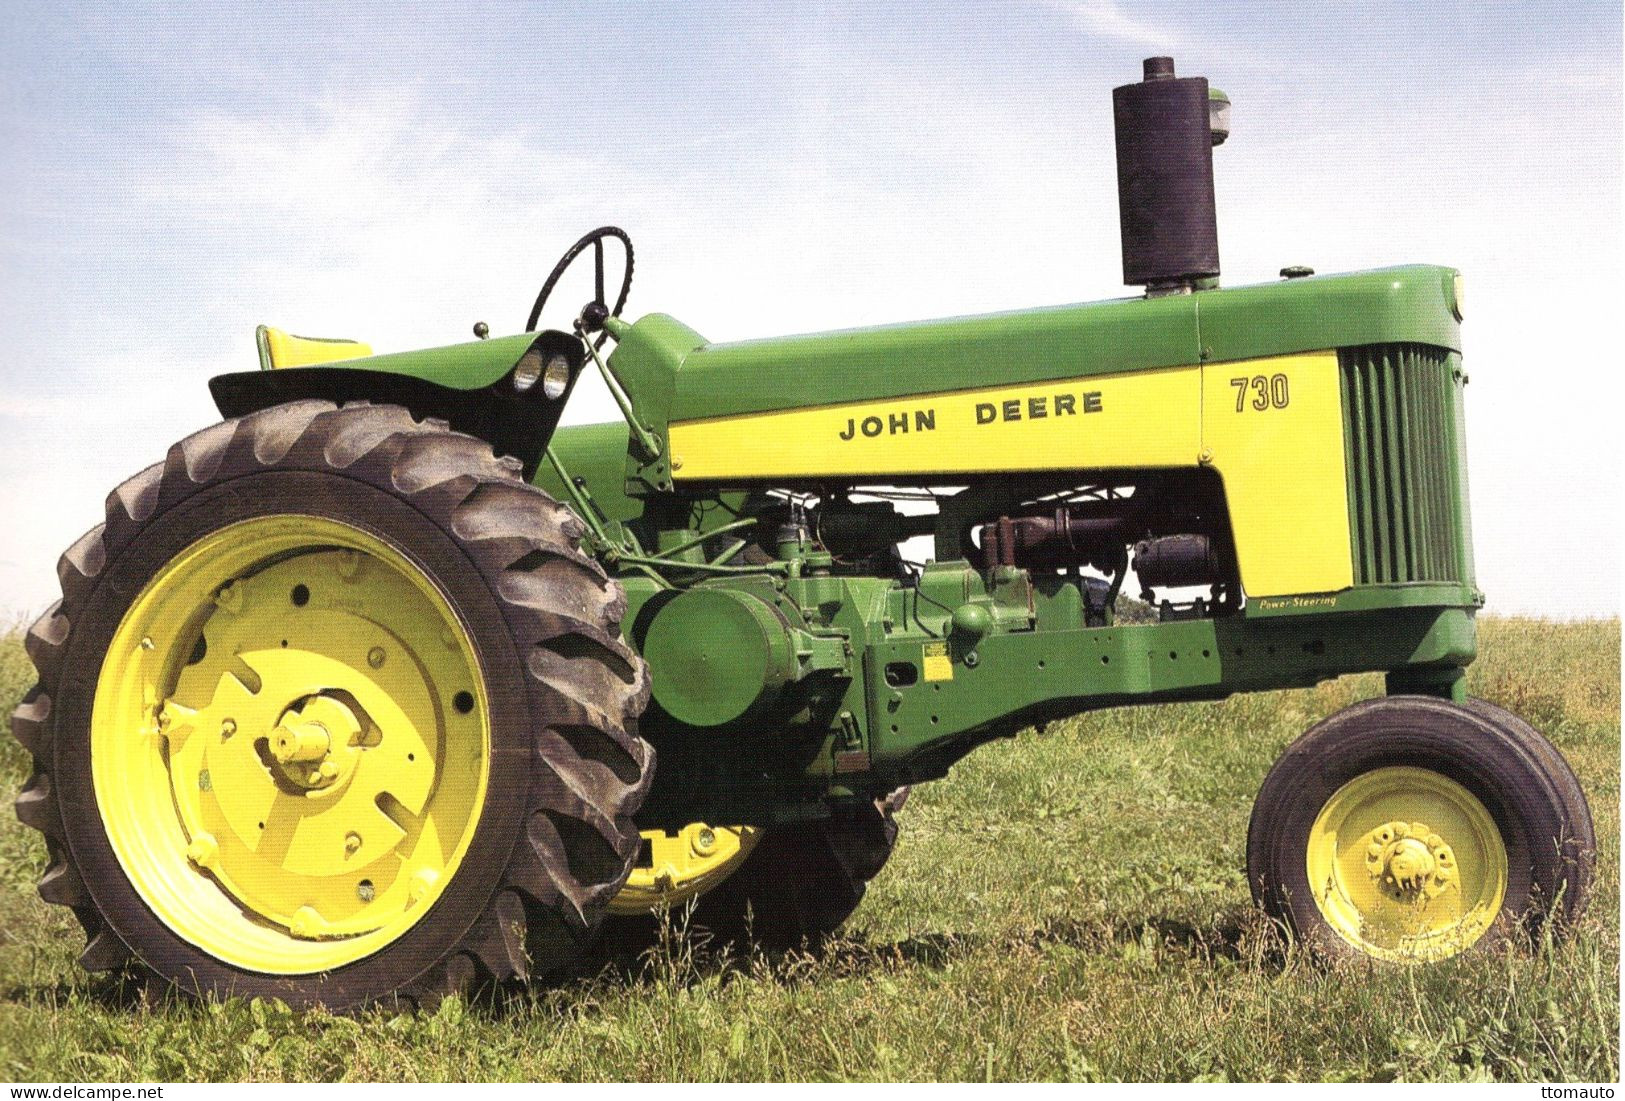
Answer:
xmin=1113 ymin=56 xmax=1220 ymax=294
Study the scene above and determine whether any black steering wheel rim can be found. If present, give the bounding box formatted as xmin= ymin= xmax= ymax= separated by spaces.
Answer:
xmin=525 ymin=226 xmax=634 ymax=346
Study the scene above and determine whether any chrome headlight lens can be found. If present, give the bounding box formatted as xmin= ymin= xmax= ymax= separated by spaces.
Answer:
xmin=541 ymin=354 xmax=571 ymax=400
xmin=512 ymin=349 xmax=544 ymax=392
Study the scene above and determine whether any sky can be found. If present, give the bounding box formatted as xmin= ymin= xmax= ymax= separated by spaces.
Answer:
xmin=1 ymin=1 xmax=1620 ymax=619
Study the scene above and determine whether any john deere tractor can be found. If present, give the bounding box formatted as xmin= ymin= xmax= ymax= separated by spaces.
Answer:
xmin=13 ymin=58 xmax=1593 ymax=1009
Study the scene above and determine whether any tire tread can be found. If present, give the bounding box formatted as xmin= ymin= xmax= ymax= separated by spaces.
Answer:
xmin=11 ymin=400 xmax=653 ymax=1009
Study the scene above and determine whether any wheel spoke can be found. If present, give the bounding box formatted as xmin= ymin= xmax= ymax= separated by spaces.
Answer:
xmin=187 ymin=671 xmax=284 ymax=854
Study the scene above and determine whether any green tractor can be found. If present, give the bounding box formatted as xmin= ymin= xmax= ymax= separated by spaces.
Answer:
xmin=13 ymin=58 xmax=1593 ymax=1009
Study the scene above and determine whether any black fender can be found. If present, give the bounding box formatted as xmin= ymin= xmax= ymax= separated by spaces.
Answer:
xmin=207 ymin=330 xmax=586 ymax=478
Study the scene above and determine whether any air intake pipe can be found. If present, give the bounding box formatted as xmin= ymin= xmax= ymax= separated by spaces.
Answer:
xmin=1113 ymin=56 xmax=1225 ymax=295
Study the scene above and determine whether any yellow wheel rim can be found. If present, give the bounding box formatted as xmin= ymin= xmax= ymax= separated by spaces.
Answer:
xmin=91 ymin=515 xmax=490 ymax=974
xmin=1306 ymin=766 xmax=1507 ymax=962
xmin=607 ymin=823 xmax=761 ymax=916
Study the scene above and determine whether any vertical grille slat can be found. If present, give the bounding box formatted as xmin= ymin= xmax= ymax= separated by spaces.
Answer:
xmin=1339 ymin=344 xmax=1466 ymax=586
xmin=1379 ymin=347 xmax=1409 ymax=578
xmin=1395 ymin=348 xmax=1421 ymax=578
xmin=1342 ymin=355 xmax=1378 ymax=583
xmin=1424 ymin=357 xmax=1450 ymax=579
xmin=1414 ymin=351 xmax=1438 ymax=579
xmin=1364 ymin=353 xmax=1392 ymax=580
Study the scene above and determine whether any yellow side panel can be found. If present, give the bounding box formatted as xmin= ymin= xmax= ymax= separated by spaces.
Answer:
xmin=1201 ymin=351 xmax=1352 ymax=598
xmin=669 ymin=365 xmax=1202 ymax=479
xmin=256 ymin=325 xmax=372 ymax=370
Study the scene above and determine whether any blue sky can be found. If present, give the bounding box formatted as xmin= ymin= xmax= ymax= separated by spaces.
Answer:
xmin=2 ymin=1 xmax=1620 ymax=616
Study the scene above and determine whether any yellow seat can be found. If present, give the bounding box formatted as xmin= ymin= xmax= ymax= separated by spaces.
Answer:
xmin=255 ymin=325 xmax=372 ymax=370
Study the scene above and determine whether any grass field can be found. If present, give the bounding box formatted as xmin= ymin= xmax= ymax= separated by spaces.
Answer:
xmin=0 ymin=617 xmax=1616 ymax=1082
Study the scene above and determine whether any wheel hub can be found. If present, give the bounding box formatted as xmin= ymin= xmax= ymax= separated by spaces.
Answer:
xmin=1306 ymin=766 xmax=1507 ymax=962
xmin=270 ymin=696 xmax=362 ymax=789
xmin=1362 ymin=819 xmax=1457 ymax=900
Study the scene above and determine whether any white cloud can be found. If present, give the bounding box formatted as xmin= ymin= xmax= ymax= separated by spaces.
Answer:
xmin=1037 ymin=0 xmax=1184 ymax=52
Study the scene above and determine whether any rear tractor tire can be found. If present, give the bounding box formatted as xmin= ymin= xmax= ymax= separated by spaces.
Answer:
xmin=12 ymin=400 xmax=653 ymax=1010
xmin=1247 ymin=695 xmax=1593 ymax=963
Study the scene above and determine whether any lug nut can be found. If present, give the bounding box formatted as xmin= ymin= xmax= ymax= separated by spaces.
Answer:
xmin=344 ymin=832 xmax=362 ymax=855
xmin=186 ymin=832 xmax=219 ymax=869
xmin=215 ymin=584 xmax=243 ymax=613
xmin=319 ymin=760 xmax=339 ymax=779
xmin=220 ymin=718 xmax=237 ymax=737
xmin=368 ymin=647 xmax=386 ymax=669
xmin=694 ymin=827 xmax=717 ymax=855
xmin=290 ymin=905 xmax=324 ymax=937
xmin=357 ymin=880 xmax=376 ymax=903
xmin=336 ymin=550 xmax=362 ymax=580
xmin=409 ymin=868 xmax=438 ymax=903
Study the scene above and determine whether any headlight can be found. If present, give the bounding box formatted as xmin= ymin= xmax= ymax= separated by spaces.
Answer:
xmin=541 ymin=355 xmax=571 ymax=400
xmin=1208 ymin=88 xmax=1231 ymax=147
xmin=513 ymin=349 xmax=573 ymax=397
xmin=512 ymin=349 xmax=543 ymax=392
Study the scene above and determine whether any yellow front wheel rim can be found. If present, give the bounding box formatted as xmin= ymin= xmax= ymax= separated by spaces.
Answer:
xmin=1306 ymin=766 xmax=1507 ymax=962
xmin=608 ymin=823 xmax=761 ymax=915
xmin=91 ymin=515 xmax=490 ymax=974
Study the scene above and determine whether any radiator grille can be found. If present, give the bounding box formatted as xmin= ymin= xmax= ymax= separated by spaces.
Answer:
xmin=1339 ymin=344 xmax=1469 ymax=585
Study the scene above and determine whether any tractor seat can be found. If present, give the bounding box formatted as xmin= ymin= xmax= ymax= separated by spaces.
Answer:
xmin=255 ymin=325 xmax=372 ymax=370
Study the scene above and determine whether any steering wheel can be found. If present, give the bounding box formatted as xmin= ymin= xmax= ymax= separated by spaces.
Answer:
xmin=524 ymin=226 xmax=634 ymax=348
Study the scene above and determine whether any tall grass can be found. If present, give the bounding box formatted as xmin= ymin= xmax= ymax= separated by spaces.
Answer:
xmin=0 ymin=617 xmax=1615 ymax=1081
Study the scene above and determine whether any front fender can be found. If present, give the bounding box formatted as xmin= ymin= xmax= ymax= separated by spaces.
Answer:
xmin=208 ymin=330 xmax=585 ymax=477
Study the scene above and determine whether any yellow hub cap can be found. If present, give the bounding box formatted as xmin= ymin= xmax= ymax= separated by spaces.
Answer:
xmin=91 ymin=516 xmax=490 ymax=974
xmin=1307 ymin=766 xmax=1507 ymax=962
xmin=608 ymin=823 xmax=761 ymax=915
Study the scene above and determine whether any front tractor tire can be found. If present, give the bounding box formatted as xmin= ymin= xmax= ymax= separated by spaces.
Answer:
xmin=12 ymin=400 xmax=653 ymax=1010
xmin=1247 ymin=696 xmax=1594 ymax=964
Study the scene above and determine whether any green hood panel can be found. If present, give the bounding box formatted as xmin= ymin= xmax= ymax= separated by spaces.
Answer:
xmin=1197 ymin=265 xmax=1461 ymax=364
xmin=634 ymin=265 xmax=1459 ymax=423
xmin=670 ymin=294 xmax=1198 ymax=422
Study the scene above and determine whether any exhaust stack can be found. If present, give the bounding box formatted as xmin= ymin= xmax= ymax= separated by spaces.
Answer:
xmin=1113 ymin=56 xmax=1221 ymax=295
